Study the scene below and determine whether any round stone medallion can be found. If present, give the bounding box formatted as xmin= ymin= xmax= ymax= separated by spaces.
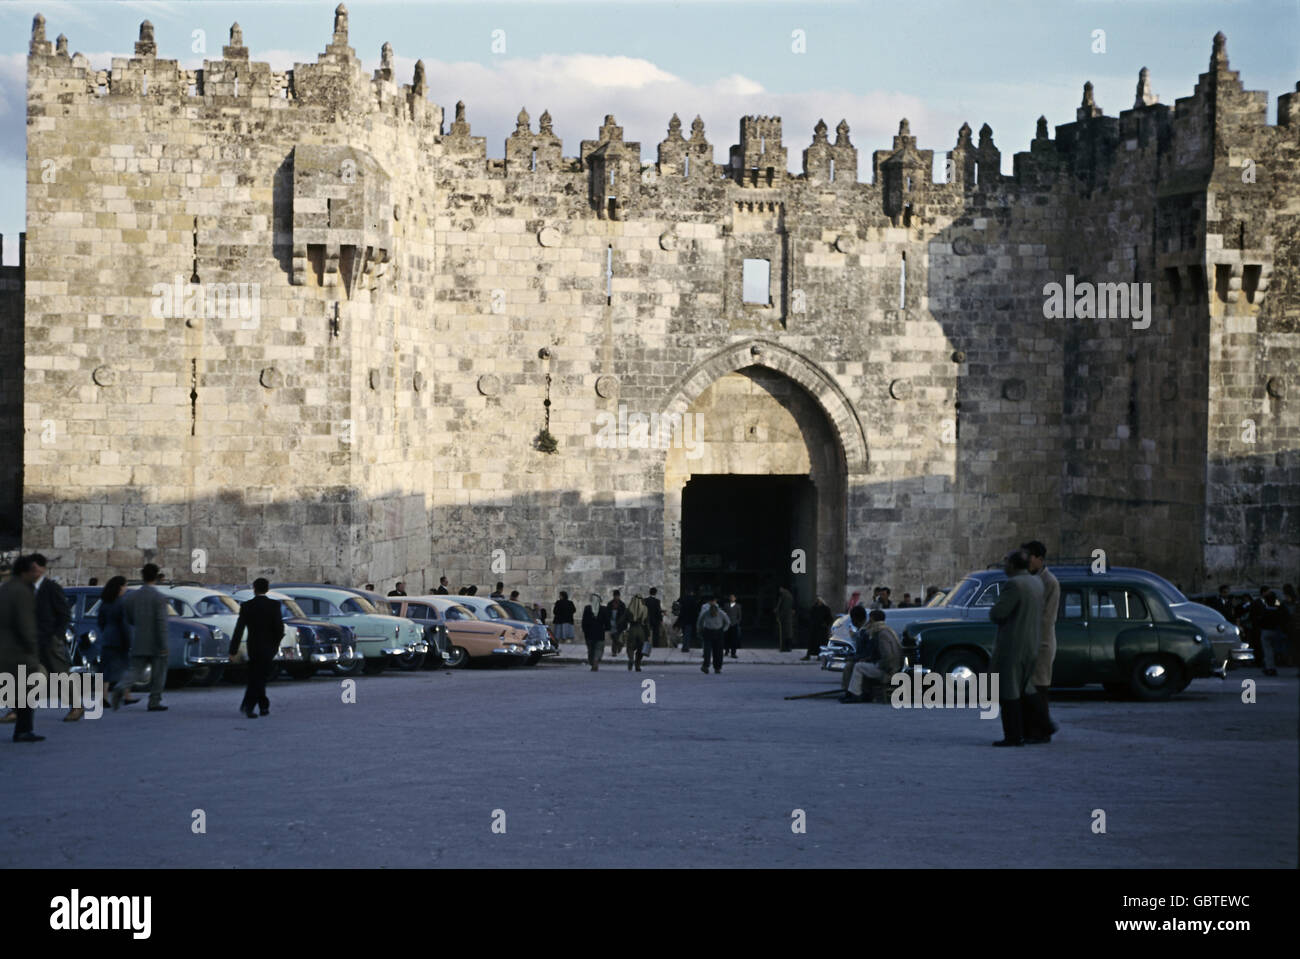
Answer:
xmin=478 ymin=373 xmax=501 ymax=396
xmin=1266 ymin=376 xmax=1285 ymax=399
xmin=889 ymin=378 xmax=911 ymax=401
xmin=412 ymin=371 xmax=425 ymax=393
xmin=92 ymin=365 xmax=117 ymax=387
xmin=1002 ymin=378 xmax=1027 ymax=402
xmin=594 ymin=375 xmax=618 ymax=398
xmin=538 ymin=226 xmax=562 ymax=248
xmin=659 ymin=231 xmax=678 ymax=251
xmin=834 ymin=234 xmax=856 ymax=254
xmin=260 ymin=367 xmax=282 ymax=389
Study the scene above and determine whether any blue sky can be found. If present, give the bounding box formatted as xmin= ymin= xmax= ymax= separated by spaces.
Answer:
xmin=1 ymin=0 xmax=1297 ymax=264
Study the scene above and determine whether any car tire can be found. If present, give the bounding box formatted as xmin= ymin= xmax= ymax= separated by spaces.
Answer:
xmin=332 ymin=656 xmax=364 ymax=678
xmin=935 ymin=649 xmax=986 ymax=692
xmin=1129 ymin=655 xmax=1183 ymax=701
xmin=362 ymin=657 xmax=386 ymax=676
xmin=525 ymin=651 xmax=542 ymax=666
xmin=393 ymin=650 xmax=426 ymax=671
xmin=189 ymin=664 xmax=226 ymax=687
xmin=443 ymin=646 xmax=470 ymax=669
xmin=287 ymin=664 xmax=316 ymax=680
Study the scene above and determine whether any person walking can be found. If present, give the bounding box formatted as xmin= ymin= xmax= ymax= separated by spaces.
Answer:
xmin=606 ymin=590 xmax=628 ymax=656
xmin=775 ymin=585 xmax=794 ymax=652
xmin=696 ymin=596 xmax=730 ymax=674
xmin=1257 ymin=588 xmax=1291 ymax=677
xmin=805 ymin=595 xmax=834 ymax=661
xmin=228 ymin=578 xmax=285 ymax=719
xmin=32 ymin=554 xmax=80 ymax=722
xmin=625 ymin=594 xmax=649 ymax=671
xmin=113 ymin=564 xmax=171 ymax=712
xmin=988 ymin=549 xmax=1045 ymax=747
xmin=645 ymin=588 xmax=663 ymax=648
xmin=722 ymin=594 xmax=743 ymax=658
xmin=96 ymin=576 xmax=138 ymax=709
xmin=552 ymin=591 xmax=576 ymax=645
xmin=1022 ymin=540 xmax=1060 ymax=740
xmin=581 ymin=596 xmax=606 ymax=670
xmin=1 ymin=556 xmax=44 ymax=742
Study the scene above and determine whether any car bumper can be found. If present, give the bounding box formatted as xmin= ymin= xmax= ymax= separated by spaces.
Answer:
xmin=492 ymin=647 xmax=530 ymax=660
xmin=382 ymin=642 xmax=429 ymax=657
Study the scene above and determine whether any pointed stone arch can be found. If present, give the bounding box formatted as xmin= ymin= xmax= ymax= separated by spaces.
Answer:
xmin=660 ymin=339 xmax=868 ymax=475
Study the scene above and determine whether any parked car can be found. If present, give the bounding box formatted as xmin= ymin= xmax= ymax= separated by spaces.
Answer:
xmin=423 ymin=596 xmax=531 ymax=668
xmin=77 ymin=586 xmax=227 ymax=689
xmin=826 ymin=588 xmax=953 ymax=648
xmin=455 ymin=595 xmax=552 ymax=665
xmin=231 ymin=589 xmax=358 ymax=679
xmin=823 ymin=566 xmax=1247 ymax=672
xmin=154 ymin=585 xmax=307 ymax=686
xmin=1188 ymin=590 xmax=1260 ymax=665
xmin=902 ymin=568 xmax=1222 ymax=700
xmin=268 ymin=585 xmax=426 ymax=674
xmin=383 ymin=597 xmax=451 ymax=668
xmin=495 ymin=598 xmax=559 ymax=661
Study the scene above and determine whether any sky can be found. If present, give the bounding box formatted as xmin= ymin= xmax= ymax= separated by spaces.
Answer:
xmin=1 ymin=0 xmax=1297 ymax=264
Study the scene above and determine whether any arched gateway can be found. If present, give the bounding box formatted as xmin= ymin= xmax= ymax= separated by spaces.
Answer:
xmin=661 ymin=341 xmax=867 ymax=644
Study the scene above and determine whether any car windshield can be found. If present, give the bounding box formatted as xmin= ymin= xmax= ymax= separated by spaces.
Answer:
xmin=482 ymin=603 xmax=510 ymax=620
xmin=939 ymin=579 xmax=981 ymax=608
xmin=339 ymin=595 xmax=378 ymax=614
xmin=195 ymin=594 xmax=240 ymax=616
xmin=278 ymin=598 xmax=307 ymax=620
xmin=1142 ymin=573 xmax=1188 ymax=605
xmin=499 ymin=601 xmax=533 ymax=620
xmin=443 ymin=605 xmax=474 ymax=621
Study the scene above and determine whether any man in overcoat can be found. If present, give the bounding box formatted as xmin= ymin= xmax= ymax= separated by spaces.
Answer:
xmin=1 ymin=556 xmax=45 ymax=741
xmin=988 ymin=549 xmax=1044 ymax=746
xmin=113 ymin=564 xmax=172 ymax=711
xmin=1022 ymin=540 xmax=1060 ymax=741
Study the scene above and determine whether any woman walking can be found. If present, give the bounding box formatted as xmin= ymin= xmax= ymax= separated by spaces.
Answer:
xmin=96 ymin=576 xmax=139 ymax=708
xmin=581 ymin=595 xmax=607 ymax=671
xmin=625 ymin=594 xmax=649 ymax=671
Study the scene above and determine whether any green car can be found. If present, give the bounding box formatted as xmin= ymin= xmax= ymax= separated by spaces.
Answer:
xmin=904 ymin=570 xmax=1218 ymax=700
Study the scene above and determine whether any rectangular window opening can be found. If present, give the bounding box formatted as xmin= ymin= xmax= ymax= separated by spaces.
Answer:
xmin=1243 ymin=264 xmax=1261 ymax=303
xmin=899 ymin=252 xmax=907 ymax=310
xmin=742 ymin=258 xmax=771 ymax=305
xmin=828 ymin=157 xmax=835 ymax=182
xmin=1214 ymin=263 xmax=1231 ymax=303
xmin=530 ymin=148 xmax=537 ymax=172
xmin=605 ymin=245 xmax=613 ymax=305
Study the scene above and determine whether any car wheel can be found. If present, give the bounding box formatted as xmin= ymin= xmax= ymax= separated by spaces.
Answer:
xmin=287 ymin=664 xmax=316 ymax=680
xmin=362 ymin=657 xmax=386 ymax=676
xmin=443 ymin=646 xmax=470 ymax=669
xmin=393 ymin=650 xmax=426 ymax=671
xmin=1129 ymin=655 xmax=1183 ymax=701
xmin=525 ymin=651 xmax=542 ymax=666
xmin=935 ymin=649 xmax=986 ymax=691
xmin=333 ymin=656 xmax=364 ymax=678
xmin=189 ymin=664 xmax=226 ymax=687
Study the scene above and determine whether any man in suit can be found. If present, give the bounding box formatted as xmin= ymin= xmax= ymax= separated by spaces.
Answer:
xmin=1022 ymin=540 xmax=1061 ymax=741
xmin=228 ymin=578 xmax=285 ymax=719
xmin=1 ymin=556 xmax=45 ymax=741
xmin=31 ymin=554 xmax=79 ymax=721
xmin=434 ymin=577 xmax=450 ymax=595
xmin=988 ymin=549 xmax=1045 ymax=747
xmin=388 ymin=582 xmax=407 ymax=597
xmin=113 ymin=564 xmax=172 ymax=711
xmin=644 ymin=587 xmax=663 ymax=648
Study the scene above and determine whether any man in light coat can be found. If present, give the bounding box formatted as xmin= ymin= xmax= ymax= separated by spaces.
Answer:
xmin=1 ymin=556 xmax=45 ymax=742
xmin=696 ymin=597 xmax=731 ymax=674
xmin=988 ymin=549 xmax=1045 ymax=747
xmin=112 ymin=563 xmax=172 ymax=711
xmin=1022 ymin=540 xmax=1060 ymax=740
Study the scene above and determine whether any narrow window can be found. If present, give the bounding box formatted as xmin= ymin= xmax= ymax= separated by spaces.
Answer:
xmin=683 ymin=156 xmax=690 ymax=177
xmin=1214 ymin=264 xmax=1231 ymax=304
xmin=609 ymin=167 xmax=615 ymax=186
xmin=760 ymin=135 xmax=766 ymax=153
xmin=530 ymin=148 xmax=537 ymax=171
xmin=972 ymin=161 xmax=979 ymax=186
xmin=141 ymin=73 xmax=148 ymax=95
xmin=742 ymin=258 xmax=770 ymax=305
xmin=233 ymin=71 xmax=239 ymax=97
xmin=905 ymin=175 xmax=912 ymax=192
xmin=828 ymin=157 xmax=835 ymax=182
xmin=606 ymin=245 xmax=613 ymax=304
xmin=1243 ymin=264 xmax=1261 ymax=303
xmin=899 ymin=252 xmax=907 ymax=309
xmin=1165 ymin=267 xmax=1182 ymax=305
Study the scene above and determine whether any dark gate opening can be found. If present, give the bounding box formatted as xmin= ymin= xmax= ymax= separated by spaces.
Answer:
xmin=680 ymin=474 xmax=816 ymax=648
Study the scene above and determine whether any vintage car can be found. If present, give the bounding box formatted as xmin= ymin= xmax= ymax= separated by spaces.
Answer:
xmin=455 ymin=595 xmax=553 ymax=665
xmin=495 ymin=598 xmax=560 ymax=661
xmin=424 ymin=596 xmax=531 ymax=668
xmin=901 ymin=569 xmax=1223 ymax=700
xmin=383 ymin=597 xmax=451 ymax=668
xmin=826 ymin=588 xmax=953 ymax=647
xmin=268 ymin=584 xmax=427 ymax=674
xmin=231 ymin=589 xmax=358 ymax=679
xmin=73 ymin=586 xmax=227 ymax=688
xmin=154 ymin=585 xmax=306 ymax=685
xmin=822 ymin=565 xmax=1248 ymax=672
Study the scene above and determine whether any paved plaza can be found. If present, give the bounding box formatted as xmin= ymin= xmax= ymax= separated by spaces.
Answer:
xmin=3 ymin=662 xmax=1295 ymax=868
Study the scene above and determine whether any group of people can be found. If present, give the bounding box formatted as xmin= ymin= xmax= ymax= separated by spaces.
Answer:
xmin=576 ymin=588 xmax=663 ymax=672
xmin=1204 ymin=583 xmax=1297 ymax=676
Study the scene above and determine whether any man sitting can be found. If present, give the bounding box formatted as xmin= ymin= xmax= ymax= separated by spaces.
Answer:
xmin=840 ymin=608 xmax=902 ymax=703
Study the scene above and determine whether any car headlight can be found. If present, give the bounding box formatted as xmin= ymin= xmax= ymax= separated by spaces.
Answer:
xmin=87 ymin=629 xmax=98 ymax=644
xmin=1194 ymin=633 xmax=1205 ymax=644
xmin=65 ymin=628 xmax=75 ymax=643
xmin=184 ymin=630 xmax=198 ymax=641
